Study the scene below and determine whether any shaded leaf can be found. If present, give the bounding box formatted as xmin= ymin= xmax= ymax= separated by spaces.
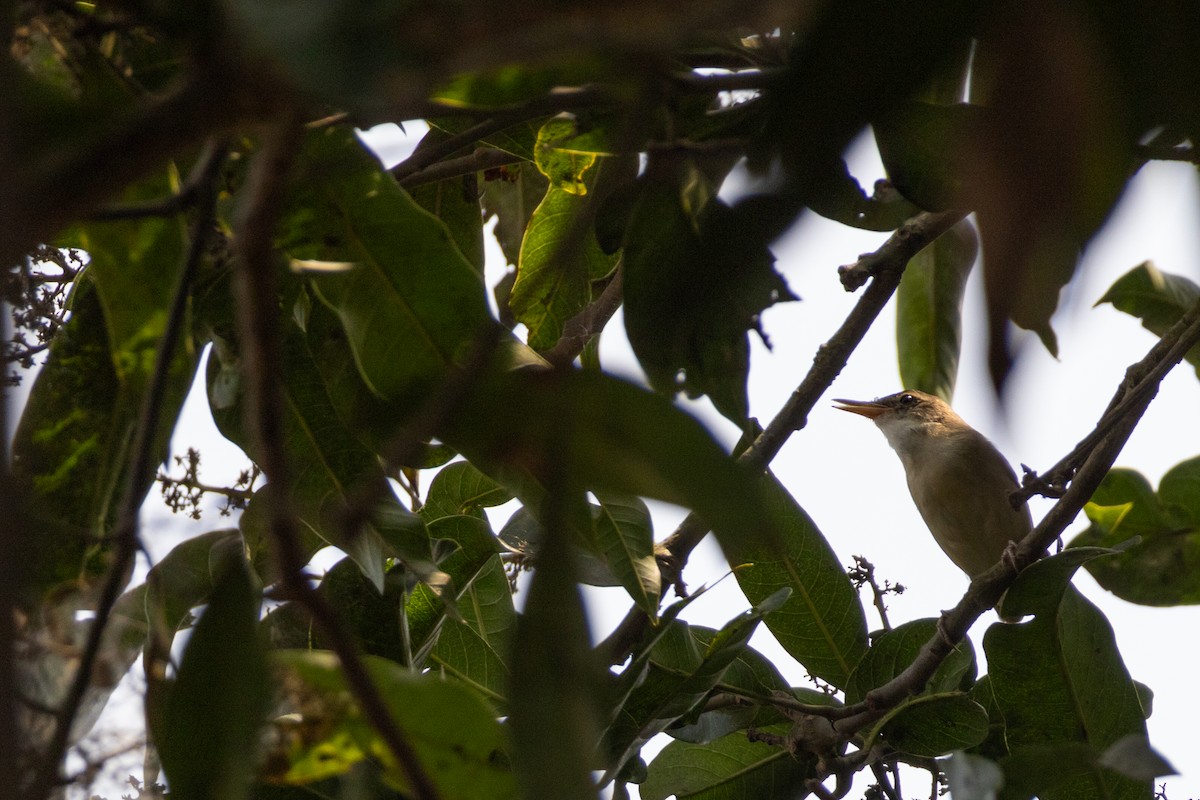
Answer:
xmin=406 ymin=127 xmax=485 ymax=273
xmin=896 ymin=218 xmax=978 ymax=401
xmin=870 ymin=692 xmax=989 ymax=758
xmin=158 ymin=556 xmax=267 ymax=800
xmin=482 ymin=162 xmax=550 ymax=269
xmin=208 ymin=320 xmax=435 ymax=592
xmin=405 ymin=515 xmax=504 ymax=666
xmin=427 ymin=554 xmax=515 ymax=708
xmin=509 ymin=498 xmax=603 ymax=800
xmin=1067 ymin=461 xmax=1200 ymax=606
xmin=623 ymin=158 xmax=796 ymax=426
xmin=444 ymin=369 xmax=778 ymax=555
xmin=602 ymin=592 xmax=789 ymax=784
xmin=510 ymin=127 xmax=620 ymax=349
xmin=421 ymin=460 xmax=514 ymax=523
xmin=11 ymin=283 xmax=137 ymax=592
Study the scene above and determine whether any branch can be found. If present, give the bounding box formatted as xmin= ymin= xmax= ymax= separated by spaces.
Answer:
xmin=598 ymin=210 xmax=966 ymax=663
xmin=230 ymin=117 xmax=441 ymax=800
xmin=23 ymin=138 xmax=229 ymax=800
xmin=541 ymin=264 xmax=624 ymax=368
xmin=397 ymin=148 xmax=524 ymax=189
xmin=833 ymin=292 xmax=1200 ymax=735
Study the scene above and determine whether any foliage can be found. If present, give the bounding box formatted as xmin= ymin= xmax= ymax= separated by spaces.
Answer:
xmin=2 ymin=2 xmax=1199 ymax=800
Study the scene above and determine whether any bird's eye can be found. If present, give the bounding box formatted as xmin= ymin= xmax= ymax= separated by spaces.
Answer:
xmin=899 ymin=393 xmax=917 ymax=406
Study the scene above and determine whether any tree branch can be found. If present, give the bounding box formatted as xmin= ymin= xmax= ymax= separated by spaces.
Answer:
xmin=230 ymin=117 xmax=441 ymax=800
xmin=598 ymin=210 xmax=966 ymax=664
xmin=397 ymin=148 xmax=524 ymax=189
xmin=833 ymin=292 xmax=1200 ymax=736
xmin=541 ymin=264 xmax=625 ymax=368
xmin=23 ymin=138 xmax=229 ymax=800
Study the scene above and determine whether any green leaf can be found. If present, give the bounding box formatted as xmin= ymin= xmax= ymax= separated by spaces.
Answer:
xmin=845 ymin=618 xmax=974 ymax=705
xmin=640 ymin=722 xmax=814 ymax=800
xmin=984 ymin=584 xmax=1150 ymax=799
xmin=11 ymin=283 xmax=134 ymax=592
xmin=592 ymin=491 xmax=660 ymax=617
xmin=602 ymin=593 xmax=788 ymax=782
xmin=158 ymin=557 xmax=267 ymax=800
xmin=723 ymin=473 xmax=869 ymax=689
xmin=509 ymin=501 xmax=603 ymax=800
xmin=271 ymin=651 xmax=516 ymax=799
xmin=405 ymin=515 xmax=505 ymax=666
xmin=623 ymin=159 xmax=796 ymax=426
xmin=1097 ymin=261 xmax=1200 ymax=379
xmin=896 ymin=218 xmax=978 ymax=401
xmin=421 ymin=461 xmax=514 ymax=523
xmin=868 ymin=692 xmax=989 ymax=758
xmin=208 ymin=319 xmax=435 ymax=592
xmin=510 ymin=137 xmax=620 ymax=349
xmin=1067 ymin=461 xmax=1200 ymax=605
xmin=427 ymin=554 xmax=515 ymax=708
xmin=140 ymin=529 xmax=248 ymax=643
xmin=282 ymin=126 xmax=493 ymax=408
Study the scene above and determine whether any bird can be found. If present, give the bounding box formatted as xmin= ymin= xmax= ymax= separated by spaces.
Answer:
xmin=832 ymin=390 xmax=1032 ymax=582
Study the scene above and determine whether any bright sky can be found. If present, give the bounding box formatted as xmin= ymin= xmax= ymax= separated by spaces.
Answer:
xmin=64 ymin=121 xmax=1200 ymax=796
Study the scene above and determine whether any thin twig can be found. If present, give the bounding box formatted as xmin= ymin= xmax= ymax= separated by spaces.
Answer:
xmin=1012 ymin=301 xmax=1200 ymax=505
xmin=598 ymin=210 xmax=965 ymax=664
xmin=393 ymin=116 xmax=546 ymax=182
xmin=231 ymin=117 xmax=441 ymax=800
xmin=24 ymin=138 xmax=229 ymax=800
xmin=833 ymin=295 xmax=1200 ymax=736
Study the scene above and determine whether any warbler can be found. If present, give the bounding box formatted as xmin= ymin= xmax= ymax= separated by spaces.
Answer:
xmin=833 ymin=390 xmax=1032 ymax=581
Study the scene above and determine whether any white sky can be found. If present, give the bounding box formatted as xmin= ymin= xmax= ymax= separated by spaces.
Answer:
xmin=60 ymin=121 xmax=1200 ymax=796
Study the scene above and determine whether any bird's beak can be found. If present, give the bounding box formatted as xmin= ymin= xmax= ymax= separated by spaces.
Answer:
xmin=832 ymin=398 xmax=888 ymax=419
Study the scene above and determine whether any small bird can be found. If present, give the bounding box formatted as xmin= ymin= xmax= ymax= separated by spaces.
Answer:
xmin=832 ymin=390 xmax=1031 ymax=581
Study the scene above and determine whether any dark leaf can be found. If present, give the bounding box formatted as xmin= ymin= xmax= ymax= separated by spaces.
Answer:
xmin=984 ymin=576 xmax=1150 ymax=799
xmin=157 ymin=557 xmax=267 ymax=800
xmin=602 ymin=592 xmax=789 ymax=784
xmin=1096 ymin=262 xmax=1200 ymax=379
xmin=509 ymin=498 xmax=603 ymax=800
xmin=407 ymin=127 xmax=486 ymax=274
xmin=870 ymin=692 xmax=989 ymax=758
xmin=623 ymin=158 xmax=796 ymax=426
